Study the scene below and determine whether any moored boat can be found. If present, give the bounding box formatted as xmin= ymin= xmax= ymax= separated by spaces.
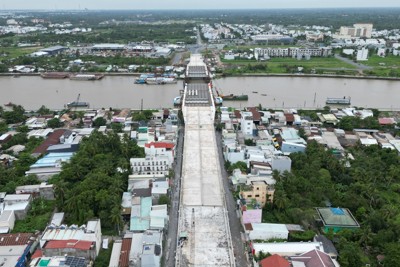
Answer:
xmin=70 ymin=74 xmax=104 ymax=81
xmin=326 ymin=97 xmax=351 ymax=105
xmin=40 ymin=72 xmax=69 ymax=79
xmin=221 ymin=94 xmax=249 ymax=101
xmin=173 ymin=96 xmax=181 ymax=105
xmin=66 ymin=101 xmax=90 ymax=109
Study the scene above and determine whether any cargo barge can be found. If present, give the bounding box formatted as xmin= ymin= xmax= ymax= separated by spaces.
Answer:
xmin=326 ymin=97 xmax=351 ymax=105
xmin=69 ymin=74 xmax=104 ymax=81
xmin=40 ymin=72 xmax=69 ymax=79
xmin=221 ymin=94 xmax=249 ymax=101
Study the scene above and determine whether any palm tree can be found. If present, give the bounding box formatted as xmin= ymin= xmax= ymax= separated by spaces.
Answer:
xmin=109 ymin=206 xmax=122 ymax=235
xmin=273 ymin=190 xmax=289 ymax=211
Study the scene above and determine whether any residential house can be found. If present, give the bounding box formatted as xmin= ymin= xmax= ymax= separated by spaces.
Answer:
xmin=130 ymin=155 xmax=171 ymax=176
xmin=313 ymin=235 xmax=338 ymax=260
xmin=0 ymin=210 xmax=15 ymax=233
xmin=241 ymin=111 xmax=255 ymax=136
xmin=144 ymin=142 xmax=175 ymax=164
xmin=252 ymin=242 xmax=324 ymax=257
xmin=290 ymin=249 xmax=338 ymax=267
xmin=246 ymin=223 xmax=289 ymax=241
xmin=240 ymin=181 xmax=275 ymax=207
xmin=259 ymin=254 xmax=290 ymax=267
xmin=15 ymin=183 xmax=55 ymax=200
xmin=40 ymin=219 xmax=102 ymax=258
xmin=30 ymin=256 xmax=87 ymax=267
xmin=3 ymin=194 xmax=32 ymax=220
xmin=0 ymin=233 xmax=38 ymax=267
xmin=316 ymin=207 xmax=360 ymax=233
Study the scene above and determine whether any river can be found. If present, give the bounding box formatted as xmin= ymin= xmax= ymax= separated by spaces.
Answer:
xmin=1 ymin=75 xmax=399 ymax=110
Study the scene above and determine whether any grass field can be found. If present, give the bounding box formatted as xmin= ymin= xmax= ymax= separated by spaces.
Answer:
xmin=0 ymin=46 xmax=41 ymax=60
xmin=222 ymin=56 xmax=357 ymax=70
xmin=223 ymin=44 xmax=297 ymax=51
xmin=362 ymin=55 xmax=400 ymax=67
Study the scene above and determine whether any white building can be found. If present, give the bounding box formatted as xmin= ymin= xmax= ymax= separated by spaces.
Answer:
xmin=247 ymin=223 xmax=289 ymax=241
xmin=339 ymin=23 xmax=373 ymax=38
xmin=0 ymin=210 xmax=15 ymax=233
xmin=41 ymin=219 xmax=102 ymax=256
xmin=356 ymin=47 xmax=369 ymax=61
xmin=144 ymin=142 xmax=175 ymax=164
xmin=241 ymin=112 xmax=254 ymax=136
xmin=130 ymin=155 xmax=171 ymax=176
xmin=253 ymin=242 xmax=324 ymax=257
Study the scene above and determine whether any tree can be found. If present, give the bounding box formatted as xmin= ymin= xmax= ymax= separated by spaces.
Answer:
xmin=46 ymin=118 xmax=63 ymax=128
xmin=93 ymin=117 xmax=107 ymax=127
xmin=0 ymin=121 xmax=7 ymax=134
xmin=37 ymin=105 xmax=51 ymax=115
xmin=158 ymin=195 xmax=170 ymax=206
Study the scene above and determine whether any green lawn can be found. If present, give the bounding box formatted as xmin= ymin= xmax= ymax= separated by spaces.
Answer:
xmin=223 ymin=44 xmax=299 ymax=51
xmin=222 ymin=56 xmax=357 ymax=71
xmin=0 ymin=46 xmax=41 ymax=60
xmin=363 ymin=55 xmax=400 ymax=67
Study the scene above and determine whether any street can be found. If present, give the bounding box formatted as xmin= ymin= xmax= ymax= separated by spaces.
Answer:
xmin=164 ymin=125 xmax=184 ymax=267
xmin=216 ymin=130 xmax=250 ymax=267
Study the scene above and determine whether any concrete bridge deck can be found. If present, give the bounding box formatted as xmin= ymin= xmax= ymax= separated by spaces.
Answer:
xmin=176 ymin=55 xmax=235 ymax=266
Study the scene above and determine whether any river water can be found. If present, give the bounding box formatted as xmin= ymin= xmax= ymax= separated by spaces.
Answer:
xmin=0 ymin=75 xmax=399 ymax=110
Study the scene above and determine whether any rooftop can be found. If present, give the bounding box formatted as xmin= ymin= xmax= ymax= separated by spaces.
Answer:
xmin=43 ymin=239 xmax=93 ymax=250
xmin=316 ymin=207 xmax=360 ymax=228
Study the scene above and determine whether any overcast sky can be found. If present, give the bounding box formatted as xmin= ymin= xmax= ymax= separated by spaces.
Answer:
xmin=2 ymin=0 xmax=400 ymax=10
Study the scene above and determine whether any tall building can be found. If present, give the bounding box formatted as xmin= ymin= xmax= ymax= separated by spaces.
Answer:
xmin=339 ymin=23 xmax=373 ymax=38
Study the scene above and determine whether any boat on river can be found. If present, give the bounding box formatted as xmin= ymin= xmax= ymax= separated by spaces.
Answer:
xmin=70 ymin=74 xmax=104 ymax=81
xmin=221 ymin=94 xmax=249 ymax=101
xmin=66 ymin=101 xmax=90 ymax=109
xmin=326 ymin=97 xmax=351 ymax=105
xmin=41 ymin=72 xmax=69 ymax=79
xmin=146 ymin=77 xmax=177 ymax=85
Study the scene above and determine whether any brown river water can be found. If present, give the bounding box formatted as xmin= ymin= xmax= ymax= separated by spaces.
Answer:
xmin=0 ymin=75 xmax=399 ymax=110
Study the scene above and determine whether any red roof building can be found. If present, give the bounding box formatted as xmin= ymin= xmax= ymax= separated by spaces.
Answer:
xmin=44 ymin=240 xmax=93 ymax=250
xmin=42 ymin=239 xmax=96 ymax=260
xmin=0 ymin=233 xmax=34 ymax=246
xmin=260 ymin=254 xmax=290 ymax=267
xmin=32 ymin=129 xmax=66 ymax=156
xmin=119 ymin=237 xmax=132 ymax=267
xmin=144 ymin=142 xmax=175 ymax=149
xmin=378 ymin=117 xmax=396 ymax=125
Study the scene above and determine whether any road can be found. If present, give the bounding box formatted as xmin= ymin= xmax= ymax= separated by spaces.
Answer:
xmin=164 ymin=125 xmax=184 ymax=267
xmin=334 ymin=54 xmax=373 ymax=70
xmin=215 ymin=130 xmax=250 ymax=267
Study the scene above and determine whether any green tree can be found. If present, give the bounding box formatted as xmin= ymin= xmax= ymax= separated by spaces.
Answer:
xmin=37 ymin=105 xmax=51 ymax=115
xmin=46 ymin=118 xmax=63 ymax=128
xmin=158 ymin=195 xmax=170 ymax=206
xmin=93 ymin=117 xmax=107 ymax=127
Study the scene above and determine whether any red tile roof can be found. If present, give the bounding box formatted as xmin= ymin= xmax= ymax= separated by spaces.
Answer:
xmin=0 ymin=233 xmax=34 ymax=246
xmin=260 ymin=254 xmax=290 ymax=267
xmin=32 ymin=129 xmax=66 ymax=155
xmin=234 ymin=110 xmax=242 ymax=119
xmin=145 ymin=142 xmax=174 ymax=149
xmin=44 ymin=239 xmax=93 ymax=250
xmin=119 ymin=237 xmax=132 ymax=267
xmin=291 ymin=249 xmax=336 ymax=267
xmin=378 ymin=117 xmax=395 ymax=125
xmin=248 ymin=107 xmax=261 ymax=121
xmin=284 ymin=114 xmax=295 ymax=123
xmin=31 ymin=249 xmax=43 ymax=259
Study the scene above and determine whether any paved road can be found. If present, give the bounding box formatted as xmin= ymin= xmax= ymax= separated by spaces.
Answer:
xmin=334 ymin=54 xmax=372 ymax=70
xmin=164 ymin=125 xmax=184 ymax=267
xmin=171 ymin=52 xmax=184 ymax=65
xmin=215 ymin=130 xmax=251 ymax=267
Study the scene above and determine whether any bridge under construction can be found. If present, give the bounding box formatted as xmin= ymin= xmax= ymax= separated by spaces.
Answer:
xmin=175 ymin=54 xmax=236 ymax=266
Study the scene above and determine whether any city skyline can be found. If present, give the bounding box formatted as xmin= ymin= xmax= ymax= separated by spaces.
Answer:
xmin=1 ymin=0 xmax=400 ymax=10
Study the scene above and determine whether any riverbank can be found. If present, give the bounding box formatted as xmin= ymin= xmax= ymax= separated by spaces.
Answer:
xmin=2 ymin=72 xmax=400 ymax=81
xmin=216 ymin=73 xmax=400 ymax=81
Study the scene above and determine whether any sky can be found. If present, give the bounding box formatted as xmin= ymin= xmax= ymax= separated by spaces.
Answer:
xmin=1 ymin=0 xmax=400 ymax=10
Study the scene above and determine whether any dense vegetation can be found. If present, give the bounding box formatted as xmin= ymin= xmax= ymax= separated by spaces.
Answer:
xmin=13 ymin=198 xmax=55 ymax=232
xmin=265 ymin=141 xmax=400 ymax=267
xmin=51 ymin=131 xmax=144 ymax=233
